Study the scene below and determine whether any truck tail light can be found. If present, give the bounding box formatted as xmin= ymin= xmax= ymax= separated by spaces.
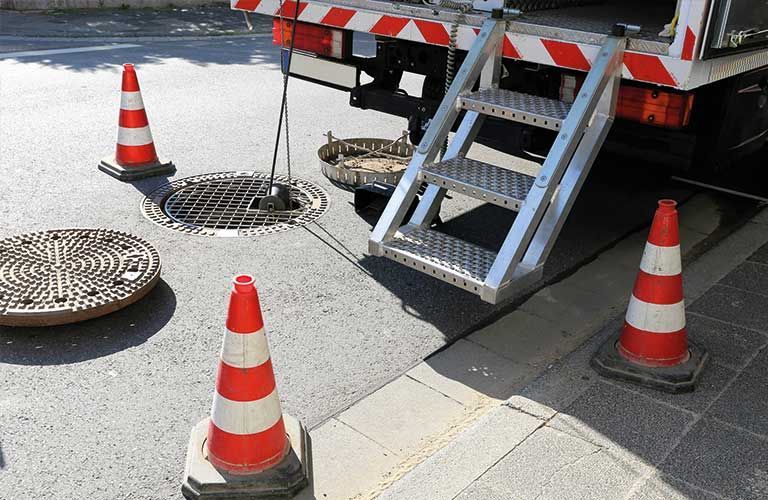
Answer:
xmin=616 ymin=87 xmax=694 ymax=129
xmin=559 ymin=74 xmax=694 ymax=129
xmin=272 ymin=19 xmax=349 ymax=60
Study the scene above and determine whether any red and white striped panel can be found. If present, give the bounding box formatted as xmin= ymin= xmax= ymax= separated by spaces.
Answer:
xmin=233 ymin=0 xmax=695 ymax=88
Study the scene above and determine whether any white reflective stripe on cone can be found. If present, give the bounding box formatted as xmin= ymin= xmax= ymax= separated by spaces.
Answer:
xmin=210 ymin=388 xmax=283 ymax=435
xmin=625 ymin=295 xmax=686 ymax=333
xmin=639 ymin=242 xmax=682 ymax=276
xmin=117 ymin=126 xmax=153 ymax=146
xmin=120 ymin=91 xmax=145 ymax=111
xmin=221 ymin=328 xmax=270 ymax=369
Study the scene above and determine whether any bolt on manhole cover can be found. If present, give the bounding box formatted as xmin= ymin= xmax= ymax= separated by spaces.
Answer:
xmin=0 ymin=229 xmax=161 ymax=327
xmin=141 ymin=172 xmax=330 ymax=237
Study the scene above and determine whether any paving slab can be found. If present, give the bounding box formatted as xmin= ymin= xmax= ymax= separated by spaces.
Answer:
xmin=597 ymin=230 xmax=649 ymax=269
xmin=748 ymin=345 xmax=768 ymax=373
xmin=719 ymin=261 xmax=768 ymax=297
xmin=549 ymin=381 xmax=696 ymax=464
xmin=407 ymin=339 xmax=535 ymax=405
xmin=455 ymin=426 xmax=650 ymax=500
xmin=466 ymin=310 xmax=572 ymax=368
xmin=520 ymin=281 xmax=625 ymax=343
xmin=565 ymin=253 xmax=637 ymax=304
xmin=377 ymin=405 xmax=543 ymax=500
xmin=686 ymin=312 xmax=768 ymax=370
xmin=336 ymin=375 xmax=468 ymax=458
xmin=660 ymin=418 xmax=768 ymax=500
xmin=517 ymin=319 xmax=616 ymax=412
xmin=628 ymin=473 xmax=725 ymax=500
xmin=748 ymin=242 xmax=768 ymax=264
xmin=683 ymin=221 xmax=768 ymax=303
xmin=706 ymin=368 xmax=768 ymax=437
xmin=689 ymin=285 xmax=768 ymax=334
xmin=295 ymin=418 xmax=399 ymax=500
xmin=605 ymin=361 xmax=737 ymax=414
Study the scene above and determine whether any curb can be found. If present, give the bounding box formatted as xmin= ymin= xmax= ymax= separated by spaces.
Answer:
xmin=371 ymin=202 xmax=768 ymax=500
xmin=299 ymin=193 xmax=761 ymax=500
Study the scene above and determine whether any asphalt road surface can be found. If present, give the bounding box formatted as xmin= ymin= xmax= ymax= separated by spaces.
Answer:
xmin=0 ymin=35 xmax=755 ymax=499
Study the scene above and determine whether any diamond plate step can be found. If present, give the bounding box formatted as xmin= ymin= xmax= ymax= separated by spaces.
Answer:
xmin=420 ymin=157 xmax=536 ymax=211
xmin=459 ymin=89 xmax=571 ymax=131
xmin=381 ymin=225 xmax=496 ymax=294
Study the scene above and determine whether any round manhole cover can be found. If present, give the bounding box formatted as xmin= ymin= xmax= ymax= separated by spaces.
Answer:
xmin=0 ymin=229 xmax=161 ymax=327
xmin=141 ymin=172 xmax=330 ymax=237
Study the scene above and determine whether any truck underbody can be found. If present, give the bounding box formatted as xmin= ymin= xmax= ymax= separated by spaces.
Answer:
xmin=236 ymin=0 xmax=768 ymax=302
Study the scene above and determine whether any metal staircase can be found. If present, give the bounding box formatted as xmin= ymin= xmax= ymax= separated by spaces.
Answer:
xmin=368 ymin=12 xmax=634 ymax=304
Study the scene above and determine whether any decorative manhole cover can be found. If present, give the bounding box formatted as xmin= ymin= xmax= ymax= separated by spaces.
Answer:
xmin=141 ymin=171 xmax=329 ymax=237
xmin=0 ymin=229 xmax=161 ymax=327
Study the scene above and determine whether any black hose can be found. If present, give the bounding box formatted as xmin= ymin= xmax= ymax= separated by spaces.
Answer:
xmin=268 ymin=0 xmax=302 ymax=190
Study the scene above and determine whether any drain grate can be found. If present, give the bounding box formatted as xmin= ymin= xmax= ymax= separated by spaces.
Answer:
xmin=141 ymin=172 xmax=329 ymax=237
xmin=0 ymin=229 xmax=161 ymax=327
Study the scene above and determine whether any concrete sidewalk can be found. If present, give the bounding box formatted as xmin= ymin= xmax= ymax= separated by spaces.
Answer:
xmin=287 ymin=193 xmax=767 ymax=500
xmin=0 ymin=5 xmax=270 ymax=38
xmin=377 ymin=207 xmax=768 ymax=500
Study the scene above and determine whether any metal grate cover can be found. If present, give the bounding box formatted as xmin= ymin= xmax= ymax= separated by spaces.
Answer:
xmin=0 ymin=229 xmax=161 ymax=327
xmin=141 ymin=172 xmax=330 ymax=237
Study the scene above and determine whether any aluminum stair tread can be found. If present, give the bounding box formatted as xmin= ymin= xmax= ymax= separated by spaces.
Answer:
xmin=381 ymin=225 xmax=496 ymax=290
xmin=459 ymin=89 xmax=571 ymax=131
xmin=421 ymin=157 xmax=536 ymax=210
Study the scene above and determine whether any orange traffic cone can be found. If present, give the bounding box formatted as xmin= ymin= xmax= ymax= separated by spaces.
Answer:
xmin=182 ymin=275 xmax=310 ymax=500
xmin=99 ymin=64 xmax=175 ymax=181
xmin=591 ymin=200 xmax=708 ymax=393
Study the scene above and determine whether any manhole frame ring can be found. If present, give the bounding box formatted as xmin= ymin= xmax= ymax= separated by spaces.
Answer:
xmin=140 ymin=171 xmax=331 ymax=238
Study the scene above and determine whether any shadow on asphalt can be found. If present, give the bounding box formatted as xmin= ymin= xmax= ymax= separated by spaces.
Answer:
xmin=0 ymin=279 xmax=175 ymax=365
xmin=129 ymin=173 xmax=175 ymax=198
xmin=1 ymin=35 xmax=282 ymax=71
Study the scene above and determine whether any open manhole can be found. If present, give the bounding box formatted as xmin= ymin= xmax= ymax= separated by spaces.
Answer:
xmin=141 ymin=172 xmax=329 ymax=237
xmin=0 ymin=229 xmax=161 ymax=327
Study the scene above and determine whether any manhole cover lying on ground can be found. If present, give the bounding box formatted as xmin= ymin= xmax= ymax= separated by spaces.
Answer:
xmin=141 ymin=172 xmax=329 ymax=237
xmin=0 ymin=229 xmax=161 ymax=327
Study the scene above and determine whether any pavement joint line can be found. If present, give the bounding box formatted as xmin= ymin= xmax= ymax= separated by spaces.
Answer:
xmin=403 ymin=373 xmax=477 ymax=407
xmin=686 ymin=310 xmax=768 ymax=339
xmin=332 ymin=417 xmax=403 ymax=457
xmin=709 ymin=415 xmax=768 ymax=442
xmin=501 ymin=400 xmax=558 ymax=422
xmin=596 ymin=379 xmax=700 ymax=418
xmin=531 ymin=446 xmax=603 ymax=500
xmin=450 ymin=412 xmax=551 ymax=500
xmin=0 ymin=43 xmax=141 ymax=58
xmin=621 ymin=318 xmax=768 ymax=498
xmin=713 ymin=281 xmax=768 ymax=300
xmin=461 ymin=335 xmax=543 ymax=370
xmin=359 ymin=397 xmax=501 ymax=500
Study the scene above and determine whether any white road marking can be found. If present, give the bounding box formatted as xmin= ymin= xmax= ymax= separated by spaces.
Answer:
xmin=0 ymin=44 xmax=141 ymax=59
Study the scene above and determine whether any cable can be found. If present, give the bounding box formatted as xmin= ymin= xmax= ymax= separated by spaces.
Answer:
xmin=267 ymin=0 xmax=301 ymax=190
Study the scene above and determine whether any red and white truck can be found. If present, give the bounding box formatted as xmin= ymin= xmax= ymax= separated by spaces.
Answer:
xmin=234 ymin=0 xmax=768 ymax=170
xmin=233 ymin=0 xmax=768 ymax=303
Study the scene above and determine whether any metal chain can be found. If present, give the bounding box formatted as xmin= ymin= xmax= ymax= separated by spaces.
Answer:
xmin=265 ymin=0 xmax=300 ymax=188
xmin=284 ymin=91 xmax=292 ymax=185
